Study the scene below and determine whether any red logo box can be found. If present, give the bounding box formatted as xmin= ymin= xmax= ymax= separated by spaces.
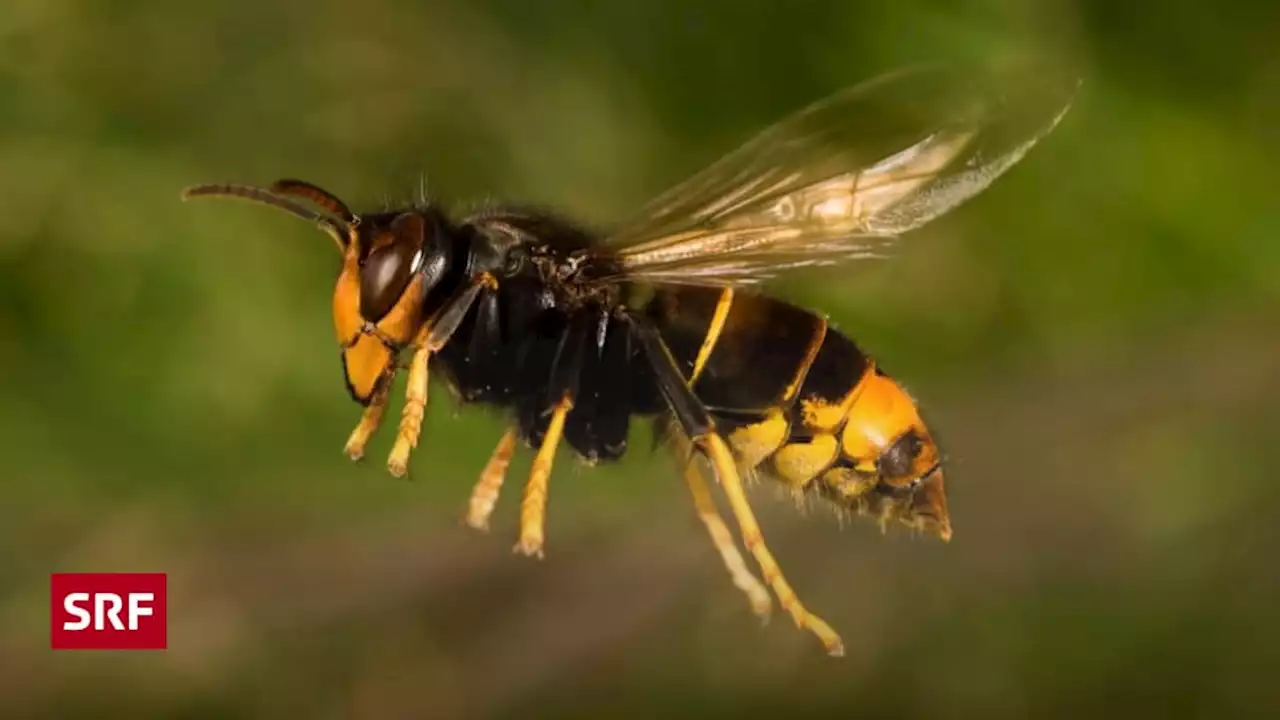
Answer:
xmin=50 ymin=573 xmax=167 ymax=650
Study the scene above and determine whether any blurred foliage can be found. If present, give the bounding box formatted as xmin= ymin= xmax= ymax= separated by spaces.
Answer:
xmin=1 ymin=0 xmax=1278 ymax=717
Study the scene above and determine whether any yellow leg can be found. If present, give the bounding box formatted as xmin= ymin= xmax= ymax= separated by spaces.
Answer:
xmin=514 ymin=397 xmax=573 ymax=558
xmin=699 ymin=433 xmax=845 ymax=657
xmin=466 ymin=427 xmax=519 ymax=531
xmin=385 ymin=273 xmax=497 ymax=477
xmin=682 ymin=451 xmax=773 ymax=621
xmin=387 ymin=339 xmax=430 ymax=478
xmin=344 ymin=379 xmax=392 ymax=461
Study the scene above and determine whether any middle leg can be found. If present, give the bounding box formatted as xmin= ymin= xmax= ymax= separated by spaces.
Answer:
xmin=514 ymin=395 xmax=573 ymax=558
xmin=465 ymin=427 xmax=519 ymax=531
xmin=511 ymin=314 xmax=595 ymax=558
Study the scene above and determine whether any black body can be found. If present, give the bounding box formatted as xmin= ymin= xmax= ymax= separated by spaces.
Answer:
xmin=425 ymin=206 xmax=869 ymax=468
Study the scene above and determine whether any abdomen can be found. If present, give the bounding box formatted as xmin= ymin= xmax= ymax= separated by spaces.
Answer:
xmin=645 ymin=285 xmax=891 ymax=490
xmin=433 ymin=276 xmax=927 ymax=498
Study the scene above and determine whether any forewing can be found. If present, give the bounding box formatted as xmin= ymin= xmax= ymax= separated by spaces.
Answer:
xmin=593 ymin=65 xmax=1077 ymax=286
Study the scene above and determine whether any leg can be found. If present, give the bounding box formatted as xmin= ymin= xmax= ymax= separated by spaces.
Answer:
xmin=700 ymin=433 xmax=844 ymax=656
xmin=629 ymin=313 xmax=845 ymax=656
xmin=344 ymin=377 xmax=392 ymax=461
xmin=512 ymin=317 xmax=592 ymax=557
xmin=678 ymin=442 xmax=773 ymax=621
xmin=386 ymin=274 xmax=496 ymax=477
xmin=466 ymin=427 xmax=519 ymax=531
xmin=514 ymin=395 xmax=573 ymax=558
xmin=386 ymin=327 xmax=431 ymax=477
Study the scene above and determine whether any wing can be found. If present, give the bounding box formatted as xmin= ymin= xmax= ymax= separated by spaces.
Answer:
xmin=588 ymin=64 xmax=1078 ymax=287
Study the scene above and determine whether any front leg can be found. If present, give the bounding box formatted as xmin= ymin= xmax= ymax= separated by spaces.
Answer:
xmin=387 ymin=334 xmax=431 ymax=477
xmin=344 ymin=377 xmax=393 ymax=461
xmin=385 ymin=272 xmax=498 ymax=478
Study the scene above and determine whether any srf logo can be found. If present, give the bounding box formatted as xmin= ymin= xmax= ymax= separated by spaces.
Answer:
xmin=50 ymin=573 xmax=167 ymax=650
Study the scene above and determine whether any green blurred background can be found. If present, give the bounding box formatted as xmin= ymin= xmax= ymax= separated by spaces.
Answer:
xmin=2 ymin=0 xmax=1278 ymax=717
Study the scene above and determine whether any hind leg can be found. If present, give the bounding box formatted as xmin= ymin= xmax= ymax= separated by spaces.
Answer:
xmin=678 ymin=443 xmax=773 ymax=621
xmin=630 ymin=314 xmax=844 ymax=656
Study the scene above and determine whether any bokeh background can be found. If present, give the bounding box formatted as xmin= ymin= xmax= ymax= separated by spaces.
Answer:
xmin=2 ymin=0 xmax=1278 ymax=717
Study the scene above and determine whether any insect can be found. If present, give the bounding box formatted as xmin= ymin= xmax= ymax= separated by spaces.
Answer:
xmin=182 ymin=65 xmax=1075 ymax=656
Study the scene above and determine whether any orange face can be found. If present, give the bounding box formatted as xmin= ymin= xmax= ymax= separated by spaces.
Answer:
xmin=332 ymin=215 xmax=434 ymax=405
xmin=835 ymin=369 xmax=950 ymax=539
xmin=178 ymin=181 xmax=442 ymax=406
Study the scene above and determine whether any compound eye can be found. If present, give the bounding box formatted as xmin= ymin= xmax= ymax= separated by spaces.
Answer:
xmin=359 ymin=216 xmax=426 ymax=322
xmin=876 ymin=429 xmax=923 ymax=481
